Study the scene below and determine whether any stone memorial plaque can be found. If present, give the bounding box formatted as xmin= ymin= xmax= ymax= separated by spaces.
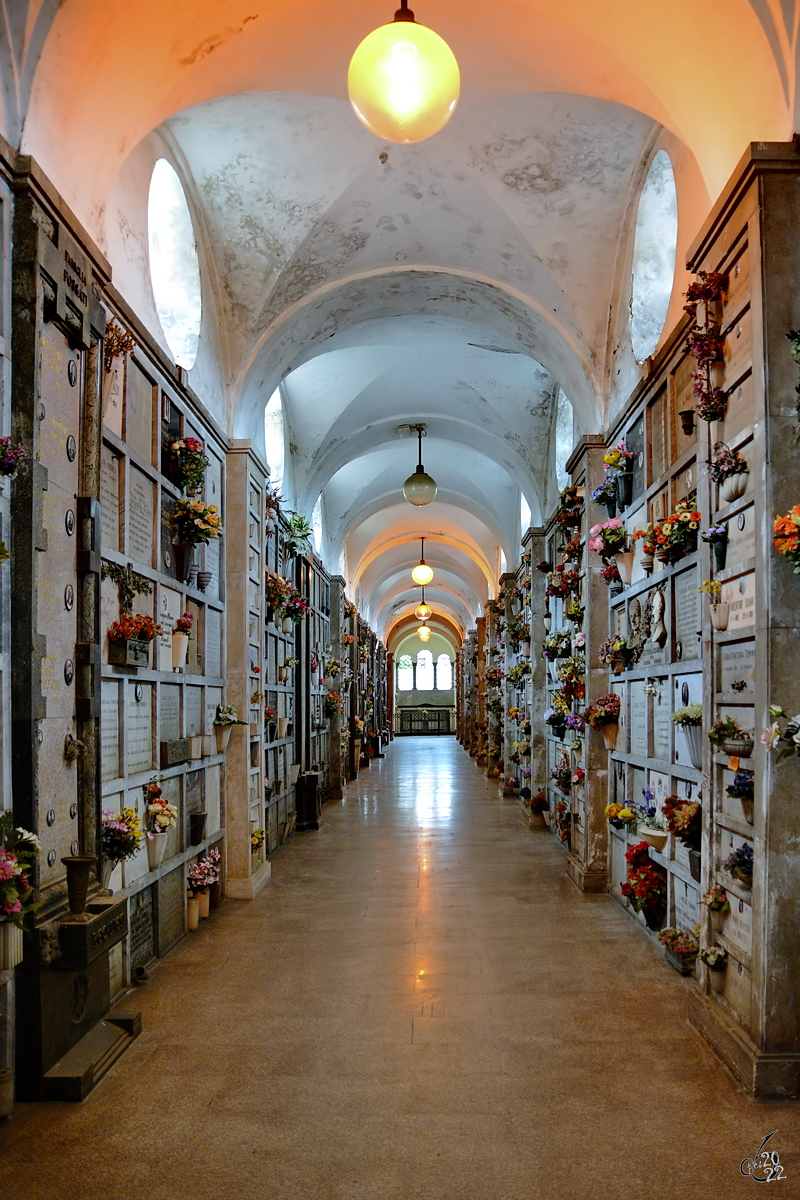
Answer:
xmin=185 ymin=769 xmax=204 ymax=817
xmin=723 ymin=306 xmax=752 ymax=386
xmin=206 ymin=764 xmax=221 ymax=834
xmin=127 ymin=682 xmax=153 ymax=773
xmin=629 ymin=681 xmax=648 ymax=757
xmin=672 ymin=673 xmax=702 ymax=769
xmin=100 ymin=446 xmax=120 ymax=553
xmin=722 ymin=572 xmax=755 ymax=629
xmin=722 ymin=373 xmax=754 ymax=442
xmin=185 ymin=686 xmax=203 ymax=736
xmin=720 ymin=640 xmax=756 ymax=695
xmin=673 ymin=876 xmax=699 ymax=931
xmin=674 ymin=569 xmax=700 ymax=662
xmin=160 ymin=684 xmax=181 ymax=741
xmin=160 ymin=493 xmax=176 ymax=578
xmin=101 ymin=681 xmax=120 ymax=782
xmin=187 ymin=600 xmax=201 ymax=675
xmin=204 ymin=537 xmax=220 ymax=601
xmin=725 ymin=895 xmax=753 ymax=956
xmin=126 ymin=359 xmax=155 ymax=464
xmin=722 ymin=244 xmax=749 ymax=323
xmin=103 ymin=358 xmax=124 ymax=437
xmin=627 ymin=413 xmax=645 ymax=503
xmin=726 ymin=506 xmax=755 ymax=568
xmin=652 ymin=688 xmax=671 ymax=762
xmin=130 ymin=886 xmax=156 ymax=969
xmin=158 ymin=866 xmax=185 ymax=954
xmin=648 ymin=770 xmax=669 ymax=809
xmin=158 ymin=586 xmax=181 ymax=672
xmin=205 ymin=608 xmax=222 ymax=677
xmin=725 ymin=958 xmax=752 ymax=1023
xmin=610 ymin=832 xmax=627 ymax=896
xmin=673 ymin=837 xmax=691 ymax=872
xmin=39 ymin=328 xmax=77 ymax=491
xmin=649 ymin=387 xmax=667 ymax=482
xmin=126 ymin=466 xmax=154 ymax=567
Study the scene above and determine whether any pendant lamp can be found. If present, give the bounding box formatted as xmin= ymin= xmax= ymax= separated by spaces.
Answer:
xmin=414 ymin=586 xmax=431 ymax=621
xmin=403 ymin=424 xmax=437 ymax=506
xmin=411 ymin=536 xmax=433 ymax=585
xmin=417 ymin=623 xmax=431 ymax=641
xmin=348 ymin=1 xmax=460 ymax=144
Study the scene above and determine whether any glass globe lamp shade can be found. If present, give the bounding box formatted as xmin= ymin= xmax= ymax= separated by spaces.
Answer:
xmin=414 ymin=600 xmax=432 ymax=620
xmin=417 ymin=624 xmax=432 ymax=641
xmin=411 ymin=562 xmax=434 ymax=585
xmin=403 ymin=467 xmax=437 ymax=506
xmin=348 ymin=19 xmax=460 ymax=144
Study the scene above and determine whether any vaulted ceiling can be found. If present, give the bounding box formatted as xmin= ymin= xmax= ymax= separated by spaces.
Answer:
xmin=6 ymin=0 xmax=799 ymax=642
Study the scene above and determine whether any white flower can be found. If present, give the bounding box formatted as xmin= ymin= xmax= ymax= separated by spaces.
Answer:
xmin=762 ymin=723 xmax=781 ymax=751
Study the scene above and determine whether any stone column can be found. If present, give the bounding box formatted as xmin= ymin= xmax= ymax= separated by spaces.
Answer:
xmin=524 ymin=528 xmax=548 ymax=799
xmin=327 ymin=576 xmax=345 ymax=800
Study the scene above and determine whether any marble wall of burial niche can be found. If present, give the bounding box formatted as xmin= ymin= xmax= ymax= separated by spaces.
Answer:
xmin=204 ymin=688 xmax=222 ymax=740
xmin=205 ymin=763 xmax=221 ymax=835
xmin=184 ymin=685 xmax=203 ymax=737
xmin=718 ymin=639 xmax=755 ymax=698
xmin=629 ymin=680 xmax=649 ymax=758
xmin=158 ymin=864 xmax=185 ymax=955
xmin=723 ymin=890 xmax=753 ymax=960
xmin=38 ymin=327 xmax=81 ymax=495
xmin=100 ymin=444 xmax=121 ymax=553
xmin=129 ymin=886 xmax=156 ymax=972
xmin=630 ymin=765 xmax=646 ymax=808
xmin=721 ymin=957 xmax=753 ymax=1025
xmin=671 ymin=672 xmax=702 ymax=770
xmin=122 ymin=784 xmax=151 ymax=886
xmin=722 ymin=307 xmax=752 ymax=391
xmin=669 ymin=353 xmax=697 ymax=463
xmin=186 ymin=599 xmax=201 ymax=675
xmin=627 ymin=412 xmax=646 ymax=504
xmin=36 ymin=716 xmax=80 ymax=887
xmin=648 ymin=386 xmax=668 ymax=485
xmin=672 ymin=461 xmax=697 ymax=510
xmin=156 ymin=774 xmax=181 ymax=860
xmin=109 ymin=939 xmax=125 ymax=997
xmin=651 ymin=681 xmax=672 ymax=762
xmin=38 ymin=574 xmax=77 ymax=720
xmin=103 ymin=352 xmax=123 ymax=439
xmin=673 ymin=874 xmax=700 ymax=932
xmin=610 ymin=680 xmax=627 ymax=751
xmin=610 ymin=826 xmax=627 ymax=897
xmin=205 ymin=607 xmax=222 ymax=678
xmin=124 ymin=466 xmax=155 ymax=569
xmin=673 ymin=568 xmax=700 ymax=664
xmin=721 ymin=571 xmax=755 ymax=631
xmin=720 ymin=374 xmax=755 ymax=444
xmin=159 ymin=492 xmax=177 ymax=581
xmin=126 ymin=681 xmax=154 ymax=775
xmin=100 ymin=680 xmax=121 ymax=783
xmin=721 ymin=242 xmax=749 ymax=326
xmin=647 ymin=769 xmax=670 ymax=813
xmin=157 ymin=585 xmax=181 ymax=672
xmin=100 ymin=575 xmax=118 ymax=661
xmin=724 ymin=505 xmax=755 ymax=570
xmin=125 ymin=358 xmax=156 ymax=465
xmin=183 ymin=770 xmax=205 ymax=851
xmin=159 ymin=684 xmax=181 ymax=742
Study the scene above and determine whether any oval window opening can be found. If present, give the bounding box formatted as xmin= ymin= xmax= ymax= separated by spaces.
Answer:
xmin=148 ymin=159 xmax=202 ymax=369
xmin=630 ymin=150 xmax=678 ymax=362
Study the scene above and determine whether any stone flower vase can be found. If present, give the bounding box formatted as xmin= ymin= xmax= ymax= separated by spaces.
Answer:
xmin=61 ymin=854 xmax=97 ymax=915
xmin=214 ymin=724 xmax=232 ymax=753
xmin=282 ymin=617 xmax=293 ymax=634
xmin=0 ymin=923 xmax=24 ymax=970
xmin=614 ymin=549 xmax=635 ymax=586
xmin=601 ymin=721 xmax=619 ymax=750
xmin=146 ymin=832 xmax=168 ymax=872
xmin=172 ymin=542 xmax=198 ymax=585
xmin=709 ymin=602 xmax=729 ymax=631
xmin=187 ymin=894 xmax=200 ymax=930
xmin=198 ymin=890 xmax=210 ymax=919
xmin=709 ymin=908 xmax=728 ymax=934
xmin=720 ymin=473 xmax=748 ymax=504
xmin=172 ymin=631 xmax=189 ymax=669
xmin=684 ymin=724 xmax=703 ymax=770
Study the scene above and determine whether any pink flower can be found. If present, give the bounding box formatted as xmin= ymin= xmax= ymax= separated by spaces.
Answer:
xmin=762 ymin=723 xmax=781 ymax=751
xmin=588 ymin=537 xmax=604 ymax=553
xmin=1 ymin=897 xmax=21 ymax=914
xmin=605 ymin=518 xmax=623 ymax=529
xmin=0 ymin=847 xmax=17 ymax=881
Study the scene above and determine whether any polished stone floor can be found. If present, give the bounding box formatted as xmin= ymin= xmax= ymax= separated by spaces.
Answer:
xmin=3 ymin=737 xmax=799 ymax=1199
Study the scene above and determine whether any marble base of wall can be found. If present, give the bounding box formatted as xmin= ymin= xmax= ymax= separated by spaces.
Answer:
xmin=565 ymin=858 xmax=610 ymax=894
xmin=225 ymin=859 xmax=271 ymax=901
xmin=688 ymin=990 xmax=800 ymax=1099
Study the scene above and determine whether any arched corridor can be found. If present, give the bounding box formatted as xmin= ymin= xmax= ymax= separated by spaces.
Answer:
xmin=4 ymin=737 xmax=799 ymax=1198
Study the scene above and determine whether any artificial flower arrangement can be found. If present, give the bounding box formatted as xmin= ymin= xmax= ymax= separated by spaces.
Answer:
xmin=0 ymin=812 xmax=40 ymax=927
xmin=505 ymin=614 xmax=530 ymax=647
xmin=670 ymin=702 xmax=703 ymax=727
xmin=310 ymin=654 xmax=319 ymax=673
xmin=603 ymin=441 xmax=634 ymax=475
xmin=658 ymin=927 xmax=699 ymax=959
xmin=652 ymin=499 xmax=702 ymax=558
xmin=591 ymin=472 xmax=619 ymax=507
xmin=707 ymin=715 xmax=751 ymax=748
xmin=588 ymin=517 xmax=629 ymax=560
xmin=283 ymin=513 xmax=313 ymax=558
xmin=633 ymin=523 xmax=658 ymax=555
xmin=187 ymin=858 xmax=214 ymax=895
xmin=621 ymin=841 xmax=667 ymax=910
xmin=560 ymin=533 xmax=583 ymax=563
xmin=0 ymin=437 xmax=27 ymax=478
xmin=353 ymin=716 xmax=366 ymax=735
xmin=107 ymin=613 xmax=162 ymax=642
xmin=265 ymin=483 xmax=283 ymax=515
xmin=507 ymin=706 xmax=521 ymax=721
xmin=701 ymin=884 xmax=730 ymax=914
xmin=265 ymin=575 xmax=291 ymax=611
xmin=583 ymin=692 xmax=621 ymax=730
xmin=564 ymin=599 xmax=584 ymax=625
xmin=324 ymin=690 xmax=345 ymax=718
xmin=726 ymin=769 xmax=754 ymax=800
xmin=343 ymin=633 xmax=355 ymax=645
xmin=662 ymin=793 xmax=702 ymax=849
xmin=599 ymin=562 xmax=622 ymax=588
xmin=701 ymin=522 xmax=728 ymax=546
xmin=571 ymin=766 xmax=585 ymax=786
xmin=773 ymin=503 xmax=800 ymax=573
xmin=143 ymin=777 xmax=178 ymax=836
xmin=553 ymin=485 xmax=583 ymax=527
xmin=343 ymin=598 xmax=358 ymax=621
xmin=359 ymin=644 xmax=369 ymax=663
xmin=707 ymin=442 xmax=748 ymax=485
xmin=487 ymin=696 xmax=504 ymax=716
xmin=556 ymin=656 xmax=585 ymax=703
xmin=214 ymin=704 xmax=247 ymax=726
xmin=565 ymin=712 xmax=585 ymax=735
xmin=572 ymin=630 xmax=586 ymax=651
xmin=281 ymin=588 xmax=310 ymax=624
xmin=605 ymin=803 xmax=637 ymax=829
xmin=264 ymin=705 xmax=277 ymax=723
xmin=485 ymin=666 xmax=505 ymax=688
xmin=508 ymin=663 xmax=530 ymax=685
xmin=723 ymin=842 xmax=753 ymax=883
xmin=542 ymin=628 xmax=572 ymax=661
xmin=699 ymin=946 xmax=728 ymax=971
xmin=251 ymin=828 xmax=265 ymax=852
xmin=638 ymin=786 xmax=666 ymax=831
xmin=171 ymin=498 xmax=222 ymax=544
xmin=174 ymin=611 xmax=194 ymax=637
xmin=200 ymin=847 xmax=220 ymax=885
xmin=324 ymin=657 xmax=342 ymax=678
xmin=167 ymin=436 xmax=209 ymax=494
xmin=283 ymin=656 xmax=300 ymax=669
xmin=598 ymin=634 xmax=630 ymax=668
xmin=535 ymin=559 xmax=553 ymax=573
xmin=762 ymin=705 xmax=800 ymax=759
xmin=549 ymin=752 xmax=572 ymax=792
xmin=698 ymin=579 xmax=722 ymax=603
xmin=683 ymin=270 xmax=728 ymax=421
xmin=101 ymin=808 xmax=142 ymax=863
xmin=545 ymin=565 xmax=581 ymax=599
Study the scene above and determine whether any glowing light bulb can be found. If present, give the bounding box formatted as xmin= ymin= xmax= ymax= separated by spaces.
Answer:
xmin=348 ymin=12 xmax=460 ymax=144
xmin=412 ymin=562 xmax=433 ymax=585
xmin=415 ymin=601 xmax=432 ymax=620
xmin=417 ymin=624 xmax=431 ymax=641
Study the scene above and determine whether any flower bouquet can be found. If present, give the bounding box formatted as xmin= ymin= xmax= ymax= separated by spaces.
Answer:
xmin=0 ymin=437 xmax=27 ymax=479
xmin=213 ymin=703 xmax=246 ymax=751
xmin=699 ymin=945 xmax=728 ymax=990
xmin=560 ymin=533 xmax=583 ymax=563
xmin=545 ymin=565 xmax=581 ymax=599
xmin=553 ymin=485 xmax=583 ymax=528
xmin=281 ymin=588 xmax=309 ymax=625
xmin=632 ymin=523 xmax=657 ymax=572
xmin=0 ymin=813 xmax=39 ymax=948
xmin=167 ymin=437 xmax=209 ymax=494
xmin=708 ymin=716 xmax=754 ymax=758
xmin=621 ymin=841 xmax=667 ymax=925
xmin=708 ymin=442 xmax=749 ymax=504
xmin=549 ymin=752 xmax=572 ymax=793
xmin=723 ymin=842 xmax=753 ymax=887
xmin=588 ymin=517 xmax=629 ymax=560
xmin=762 ymin=705 xmax=800 ymax=760
xmin=583 ymin=692 xmax=621 ymax=748
xmin=556 ymin=656 xmax=585 ymax=704
xmin=508 ymin=663 xmax=530 ymax=686
xmin=603 ymin=441 xmax=634 ymax=476
xmin=265 ymin=575 xmax=291 ymax=613
xmin=485 ymin=666 xmax=504 ymax=688
xmin=251 ymin=828 xmax=265 ymax=853
xmin=726 ymin=768 xmax=754 ymax=823
xmin=324 ymin=690 xmax=344 ymax=718
xmin=171 ymin=498 xmax=222 ymax=543
xmin=773 ymin=505 xmax=800 ymax=572
xmin=662 ymin=793 xmax=701 ymax=852
xmin=187 ymin=859 xmax=213 ymax=896
xmin=592 ymin=472 xmax=619 ymax=515
xmin=101 ymin=808 xmax=142 ymax=874
xmin=658 ymin=927 xmax=699 ymax=974
xmin=599 ymin=562 xmax=622 ymax=590
xmin=701 ymin=521 xmax=729 ymax=570
xmin=701 ymin=884 xmax=730 ymax=933
xmin=653 ymin=500 xmax=702 ymax=563
xmin=107 ymin=612 xmax=162 ymax=643
xmin=564 ymin=599 xmax=585 ymax=626
xmin=598 ymin=634 xmax=630 ymax=674
xmin=604 ymin=803 xmax=637 ymax=830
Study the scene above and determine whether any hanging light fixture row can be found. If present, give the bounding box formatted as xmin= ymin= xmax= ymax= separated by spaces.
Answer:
xmin=411 ymin=536 xmax=433 ymax=585
xmin=417 ymin=623 xmax=431 ymax=641
xmin=403 ymin=423 xmax=438 ymax=506
xmin=348 ymin=0 xmax=460 ymax=144
xmin=414 ymin=585 xmax=432 ymax=621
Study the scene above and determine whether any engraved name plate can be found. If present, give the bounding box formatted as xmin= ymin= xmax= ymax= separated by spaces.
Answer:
xmin=126 ymin=467 xmax=154 ymax=567
xmin=722 ymin=573 xmax=755 ymax=629
xmin=101 ymin=681 xmax=120 ymax=782
xmin=127 ymin=682 xmax=153 ymax=773
xmin=100 ymin=446 xmax=120 ymax=553
xmin=674 ymin=569 xmax=700 ymax=662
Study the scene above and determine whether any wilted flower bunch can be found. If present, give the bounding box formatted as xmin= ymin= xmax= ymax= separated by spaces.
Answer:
xmin=762 ymin=705 xmax=800 ymax=759
xmin=0 ymin=813 xmax=40 ymax=926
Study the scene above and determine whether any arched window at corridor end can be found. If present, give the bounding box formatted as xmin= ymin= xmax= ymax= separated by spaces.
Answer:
xmin=630 ymin=149 xmax=678 ymax=362
xmin=397 ymin=654 xmax=413 ymax=691
xmin=436 ymin=654 xmax=453 ymax=690
xmin=147 ymin=159 xmax=202 ymax=370
xmin=264 ymin=388 xmax=285 ymax=493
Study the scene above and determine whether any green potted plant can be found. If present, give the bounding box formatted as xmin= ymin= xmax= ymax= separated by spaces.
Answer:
xmin=283 ymin=513 xmax=313 ymax=559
